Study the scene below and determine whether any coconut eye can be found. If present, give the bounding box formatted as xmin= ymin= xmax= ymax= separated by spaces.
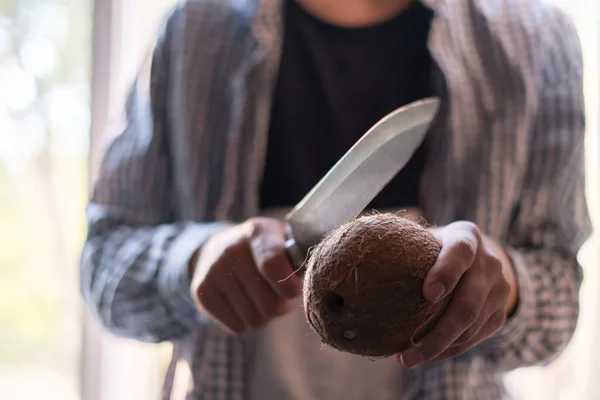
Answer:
xmin=343 ymin=329 xmax=356 ymax=341
xmin=325 ymin=292 xmax=345 ymax=313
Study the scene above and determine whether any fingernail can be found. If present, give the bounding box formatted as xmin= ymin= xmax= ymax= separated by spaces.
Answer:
xmin=400 ymin=349 xmax=424 ymax=368
xmin=428 ymin=282 xmax=446 ymax=303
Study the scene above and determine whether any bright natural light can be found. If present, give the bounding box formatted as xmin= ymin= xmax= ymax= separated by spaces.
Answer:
xmin=0 ymin=0 xmax=597 ymax=399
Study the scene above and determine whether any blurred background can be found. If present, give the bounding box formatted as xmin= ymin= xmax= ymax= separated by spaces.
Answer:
xmin=0 ymin=0 xmax=597 ymax=399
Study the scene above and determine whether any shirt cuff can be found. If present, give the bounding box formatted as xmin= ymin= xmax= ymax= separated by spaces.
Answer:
xmin=159 ymin=221 xmax=234 ymax=326
xmin=480 ymin=244 xmax=536 ymax=352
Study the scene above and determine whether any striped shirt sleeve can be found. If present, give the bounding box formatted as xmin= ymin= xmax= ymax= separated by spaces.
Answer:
xmin=80 ymin=5 xmax=231 ymax=343
xmin=479 ymin=8 xmax=593 ymax=369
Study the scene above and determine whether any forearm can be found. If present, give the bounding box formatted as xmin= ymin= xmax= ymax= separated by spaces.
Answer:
xmin=477 ymin=244 xmax=583 ymax=370
xmin=426 ymin=223 xmax=583 ymax=371
xmin=81 ymin=217 xmax=232 ymax=343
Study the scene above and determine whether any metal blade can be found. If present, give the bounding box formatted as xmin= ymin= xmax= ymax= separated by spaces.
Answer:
xmin=284 ymin=97 xmax=440 ymax=264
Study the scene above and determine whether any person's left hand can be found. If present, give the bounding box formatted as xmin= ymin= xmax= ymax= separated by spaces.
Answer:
xmin=397 ymin=221 xmax=517 ymax=368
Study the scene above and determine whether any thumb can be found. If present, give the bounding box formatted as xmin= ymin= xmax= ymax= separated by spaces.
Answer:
xmin=423 ymin=223 xmax=480 ymax=303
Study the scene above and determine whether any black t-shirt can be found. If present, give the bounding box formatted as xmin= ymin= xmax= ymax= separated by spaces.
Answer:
xmin=259 ymin=1 xmax=435 ymax=211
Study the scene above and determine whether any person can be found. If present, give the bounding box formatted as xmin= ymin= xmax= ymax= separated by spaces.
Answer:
xmin=80 ymin=0 xmax=593 ymax=398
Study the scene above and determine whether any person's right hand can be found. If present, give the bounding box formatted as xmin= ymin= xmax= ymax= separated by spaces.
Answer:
xmin=189 ymin=217 xmax=303 ymax=335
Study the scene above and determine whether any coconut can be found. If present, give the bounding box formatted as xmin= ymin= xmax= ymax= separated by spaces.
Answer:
xmin=302 ymin=212 xmax=450 ymax=358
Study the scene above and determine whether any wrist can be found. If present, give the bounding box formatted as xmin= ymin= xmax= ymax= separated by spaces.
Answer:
xmin=502 ymin=257 xmax=519 ymax=317
xmin=483 ymin=235 xmax=519 ymax=316
xmin=188 ymin=248 xmax=201 ymax=282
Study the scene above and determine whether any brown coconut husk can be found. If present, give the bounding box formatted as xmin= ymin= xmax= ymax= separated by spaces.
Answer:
xmin=302 ymin=212 xmax=450 ymax=358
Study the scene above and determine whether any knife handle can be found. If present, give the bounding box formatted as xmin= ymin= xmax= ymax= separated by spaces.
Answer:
xmin=284 ymin=234 xmax=307 ymax=273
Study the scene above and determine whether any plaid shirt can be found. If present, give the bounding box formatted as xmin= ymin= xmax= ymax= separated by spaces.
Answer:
xmin=80 ymin=0 xmax=593 ymax=398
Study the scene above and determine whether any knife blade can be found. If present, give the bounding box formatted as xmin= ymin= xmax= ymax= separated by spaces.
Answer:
xmin=284 ymin=96 xmax=440 ymax=269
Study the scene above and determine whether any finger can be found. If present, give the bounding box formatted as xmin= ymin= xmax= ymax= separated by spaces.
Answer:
xmin=423 ymin=342 xmax=468 ymax=365
xmin=423 ymin=222 xmax=482 ymax=304
xmin=235 ymin=262 xmax=295 ymax=318
xmin=452 ymin=294 xmax=492 ymax=345
xmin=196 ymin=285 xmax=247 ymax=335
xmin=223 ymin=279 xmax=266 ymax=330
xmin=425 ymin=310 xmax=506 ymax=364
xmin=400 ymin=269 xmax=489 ymax=368
xmin=453 ymin=279 xmax=508 ymax=345
xmin=453 ymin=306 xmax=506 ymax=348
xmin=247 ymin=221 xmax=302 ymax=299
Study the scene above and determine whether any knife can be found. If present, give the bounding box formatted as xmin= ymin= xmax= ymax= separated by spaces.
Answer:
xmin=283 ymin=96 xmax=441 ymax=270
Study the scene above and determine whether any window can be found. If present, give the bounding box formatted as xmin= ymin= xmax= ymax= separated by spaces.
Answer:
xmin=0 ymin=1 xmax=91 ymax=399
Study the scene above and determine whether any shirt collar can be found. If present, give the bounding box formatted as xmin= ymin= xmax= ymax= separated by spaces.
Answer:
xmin=243 ymin=0 xmax=448 ymax=47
